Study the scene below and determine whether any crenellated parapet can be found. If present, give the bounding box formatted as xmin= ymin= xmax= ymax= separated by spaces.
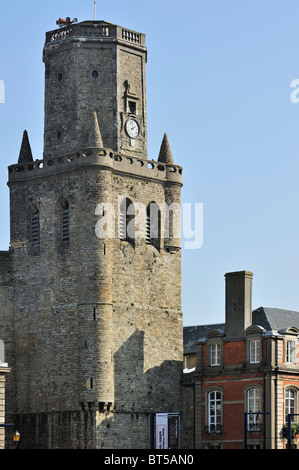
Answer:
xmin=8 ymin=148 xmax=183 ymax=186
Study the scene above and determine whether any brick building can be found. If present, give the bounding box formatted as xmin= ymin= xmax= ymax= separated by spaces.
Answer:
xmin=182 ymin=271 xmax=299 ymax=449
xmin=0 ymin=19 xmax=183 ymax=449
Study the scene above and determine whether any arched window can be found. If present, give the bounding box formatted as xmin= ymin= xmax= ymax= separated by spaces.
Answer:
xmin=61 ymin=198 xmax=70 ymax=240
xmin=119 ymin=197 xmax=135 ymax=244
xmin=208 ymin=391 xmax=222 ymax=433
xmin=30 ymin=206 xmax=40 ymax=246
xmin=285 ymin=389 xmax=297 ymax=423
xmin=146 ymin=202 xmax=160 ymax=249
xmin=247 ymin=388 xmax=262 ymax=431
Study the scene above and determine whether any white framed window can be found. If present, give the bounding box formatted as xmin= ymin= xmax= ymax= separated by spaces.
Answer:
xmin=249 ymin=340 xmax=261 ymax=363
xmin=287 ymin=340 xmax=297 ymax=364
xmin=210 ymin=343 xmax=221 ymax=366
xmin=208 ymin=391 xmax=222 ymax=432
xmin=285 ymin=389 xmax=297 ymax=422
xmin=247 ymin=388 xmax=262 ymax=431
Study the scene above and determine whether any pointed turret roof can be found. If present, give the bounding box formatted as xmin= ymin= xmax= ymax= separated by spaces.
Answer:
xmin=89 ymin=111 xmax=104 ymax=147
xmin=158 ymin=133 xmax=173 ymax=164
xmin=18 ymin=130 xmax=33 ymax=163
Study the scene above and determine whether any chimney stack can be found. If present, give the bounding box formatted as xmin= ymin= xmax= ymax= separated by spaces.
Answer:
xmin=225 ymin=271 xmax=253 ymax=339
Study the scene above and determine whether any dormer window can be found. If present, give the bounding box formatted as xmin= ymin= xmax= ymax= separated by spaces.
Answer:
xmin=206 ymin=329 xmax=224 ymax=367
xmin=210 ymin=343 xmax=221 ymax=366
xmin=287 ymin=340 xmax=297 ymax=364
xmin=279 ymin=327 xmax=299 ymax=365
xmin=249 ymin=340 xmax=261 ymax=364
xmin=245 ymin=325 xmax=265 ymax=365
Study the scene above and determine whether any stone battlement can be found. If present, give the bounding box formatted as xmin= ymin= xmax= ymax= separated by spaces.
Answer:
xmin=8 ymin=148 xmax=183 ymax=185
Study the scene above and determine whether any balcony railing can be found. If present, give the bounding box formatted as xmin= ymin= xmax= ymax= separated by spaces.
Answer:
xmin=247 ymin=422 xmax=263 ymax=432
xmin=204 ymin=424 xmax=223 ymax=435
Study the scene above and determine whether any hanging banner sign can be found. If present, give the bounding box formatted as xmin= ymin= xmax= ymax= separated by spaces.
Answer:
xmin=156 ymin=413 xmax=168 ymax=449
xmin=156 ymin=413 xmax=180 ymax=449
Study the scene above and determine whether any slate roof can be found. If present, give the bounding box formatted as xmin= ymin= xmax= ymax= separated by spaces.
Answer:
xmin=184 ymin=323 xmax=225 ymax=353
xmin=183 ymin=306 xmax=299 ymax=353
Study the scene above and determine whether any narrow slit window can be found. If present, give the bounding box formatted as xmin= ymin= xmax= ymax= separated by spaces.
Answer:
xmin=31 ymin=208 xmax=40 ymax=246
xmin=61 ymin=199 xmax=70 ymax=240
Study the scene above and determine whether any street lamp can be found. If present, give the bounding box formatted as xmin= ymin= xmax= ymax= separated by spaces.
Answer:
xmin=13 ymin=430 xmax=20 ymax=443
xmin=0 ymin=424 xmax=20 ymax=448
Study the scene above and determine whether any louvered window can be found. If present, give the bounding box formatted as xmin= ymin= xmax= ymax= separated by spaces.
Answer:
xmin=61 ymin=202 xmax=70 ymax=240
xmin=119 ymin=198 xmax=134 ymax=244
xmin=146 ymin=210 xmax=151 ymax=244
xmin=31 ymin=210 xmax=40 ymax=246
xmin=119 ymin=205 xmax=126 ymax=240
xmin=146 ymin=202 xmax=160 ymax=248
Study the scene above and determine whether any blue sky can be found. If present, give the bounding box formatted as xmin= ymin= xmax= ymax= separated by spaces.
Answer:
xmin=1 ymin=1 xmax=299 ymax=326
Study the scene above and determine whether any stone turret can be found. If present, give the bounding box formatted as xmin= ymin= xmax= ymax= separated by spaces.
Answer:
xmin=89 ymin=112 xmax=104 ymax=148
xmin=18 ymin=130 xmax=33 ymax=164
xmin=158 ymin=133 xmax=173 ymax=164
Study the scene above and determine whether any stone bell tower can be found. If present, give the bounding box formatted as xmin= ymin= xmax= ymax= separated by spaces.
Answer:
xmin=43 ymin=21 xmax=148 ymax=159
xmin=3 ymin=19 xmax=183 ymax=449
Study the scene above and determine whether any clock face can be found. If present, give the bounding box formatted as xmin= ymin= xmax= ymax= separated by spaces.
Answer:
xmin=125 ymin=119 xmax=139 ymax=139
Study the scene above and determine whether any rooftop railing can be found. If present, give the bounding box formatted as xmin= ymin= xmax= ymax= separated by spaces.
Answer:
xmin=45 ymin=21 xmax=145 ymax=48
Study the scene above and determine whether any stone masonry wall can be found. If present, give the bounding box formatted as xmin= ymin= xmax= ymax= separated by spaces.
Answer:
xmin=4 ymin=161 xmax=183 ymax=448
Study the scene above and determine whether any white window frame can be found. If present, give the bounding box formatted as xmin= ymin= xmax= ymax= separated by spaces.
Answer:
xmin=287 ymin=340 xmax=297 ymax=364
xmin=247 ymin=388 xmax=262 ymax=431
xmin=285 ymin=389 xmax=297 ymax=422
xmin=249 ymin=339 xmax=261 ymax=364
xmin=208 ymin=391 xmax=222 ymax=431
xmin=210 ymin=343 xmax=221 ymax=366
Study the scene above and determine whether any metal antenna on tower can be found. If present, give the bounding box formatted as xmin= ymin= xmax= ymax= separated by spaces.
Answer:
xmin=94 ymin=0 xmax=96 ymax=20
